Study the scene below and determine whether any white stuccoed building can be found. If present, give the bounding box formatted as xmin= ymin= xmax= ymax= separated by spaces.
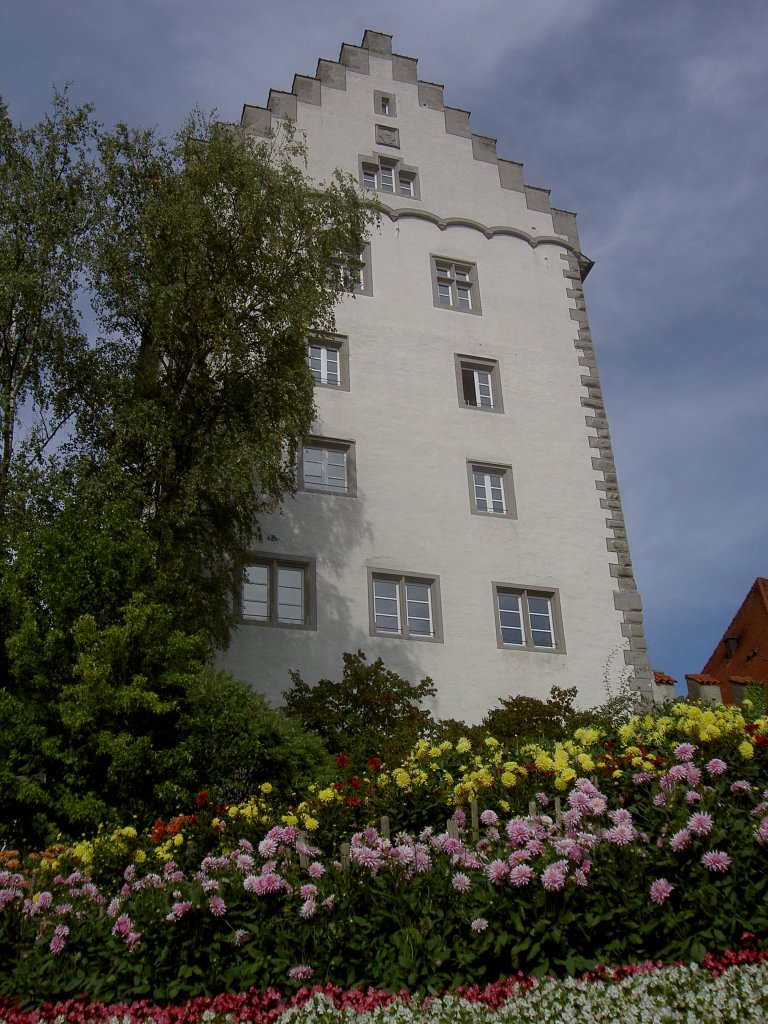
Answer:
xmin=220 ymin=30 xmax=654 ymax=722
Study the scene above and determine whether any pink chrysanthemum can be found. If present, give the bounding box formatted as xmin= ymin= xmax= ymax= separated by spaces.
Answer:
xmin=299 ymin=883 xmax=317 ymax=900
xmin=535 ymin=791 xmax=549 ymax=806
xmin=731 ymin=780 xmax=751 ymax=794
xmin=701 ymin=850 xmax=731 ymax=873
xmin=605 ymin=823 xmax=635 ymax=847
xmin=674 ymin=743 xmax=696 ymax=762
xmin=485 ymin=859 xmax=508 ymax=885
xmin=49 ymin=924 xmax=69 ymax=956
xmin=684 ymin=790 xmax=701 ymax=804
xmin=452 ymin=872 xmax=471 ymax=893
xmin=480 ymin=809 xmax=498 ymax=826
xmin=706 ymin=758 xmax=728 ymax=776
xmin=653 ymin=793 xmax=667 ymax=807
xmin=687 ymin=812 xmax=714 ymax=836
xmin=509 ymin=864 xmax=534 ymax=887
xmin=471 ymin=917 xmax=488 ymax=932
xmin=308 ymin=861 xmax=325 ymax=879
xmin=299 ymin=897 xmax=317 ymax=919
xmin=669 ymin=829 xmax=691 ymax=852
xmin=288 ymin=965 xmax=313 ymax=981
xmin=506 ymin=820 xmax=532 ymax=846
xmin=209 ymin=896 xmax=227 ymax=917
xmin=541 ymin=862 xmax=568 ymax=892
xmin=754 ymin=819 xmax=768 ymax=845
xmin=650 ymin=878 xmax=674 ymax=905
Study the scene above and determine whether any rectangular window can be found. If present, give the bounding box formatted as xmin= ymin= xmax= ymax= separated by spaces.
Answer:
xmin=360 ymin=156 xmax=419 ymax=200
xmin=493 ymin=586 xmax=564 ymax=652
xmin=431 ymin=257 xmax=481 ymax=314
xmin=369 ymin=571 xmax=442 ymax=641
xmin=300 ymin=440 xmax=355 ymax=496
xmin=242 ymin=557 xmax=316 ymax=629
xmin=307 ymin=336 xmax=349 ymax=390
xmin=333 ymin=244 xmax=372 ymax=297
xmin=468 ymin=462 xmax=516 ymax=518
xmin=455 ymin=356 xmax=503 ymax=413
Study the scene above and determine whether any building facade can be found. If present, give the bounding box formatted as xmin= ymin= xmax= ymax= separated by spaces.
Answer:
xmin=220 ymin=30 xmax=653 ymax=723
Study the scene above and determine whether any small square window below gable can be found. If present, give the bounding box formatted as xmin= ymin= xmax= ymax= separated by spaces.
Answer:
xmin=300 ymin=440 xmax=355 ymax=496
xmin=432 ymin=257 xmax=481 ymax=314
xmin=374 ymin=91 xmax=396 ymax=117
xmin=369 ymin=571 xmax=442 ymax=642
xmin=242 ymin=557 xmax=316 ymax=630
xmin=360 ymin=155 xmax=419 ymax=201
xmin=493 ymin=586 xmax=564 ymax=653
xmin=454 ymin=356 xmax=504 ymax=414
xmin=307 ymin=336 xmax=349 ymax=391
xmin=468 ymin=462 xmax=517 ymax=518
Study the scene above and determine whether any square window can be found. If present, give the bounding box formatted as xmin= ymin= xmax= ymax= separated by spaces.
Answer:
xmin=431 ymin=257 xmax=481 ymax=314
xmin=468 ymin=462 xmax=517 ymax=518
xmin=307 ymin=335 xmax=349 ymax=391
xmin=454 ymin=355 xmax=504 ymax=413
xmin=334 ymin=244 xmax=373 ymax=297
xmin=241 ymin=557 xmax=316 ymax=629
xmin=369 ymin=570 xmax=442 ymax=641
xmin=300 ymin=439 xmax=355 ymax=496
xmin=374 ymin=91 xmax=396 ymax=117
xmin=493 ymin=585 xmax=564 ymax=652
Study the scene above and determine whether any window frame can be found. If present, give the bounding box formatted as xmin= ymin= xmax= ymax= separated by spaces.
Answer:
xmin=240 ymin=556 xmax=317 ymax=631
xmin=492 ymin=584 xmax=565 ymax=653
xmin=454 ymin=355 xmax=504 ymax=414
xmin=431 ymin=256 xmax=481 ymax=315
xmin=374 ymin=91 xmax=396 ymax=117
xmin=368 ymin=569 xmax=443 ymax=643
xmin=307 ymin=334 xmax=350 ymax=391
xmin=359 ymin=154 xmax=420 ymax=201
xmin=299 ymin=438 xmax=356 ymax=497
xmin=467 ymin=461 xmax=517 ymax=519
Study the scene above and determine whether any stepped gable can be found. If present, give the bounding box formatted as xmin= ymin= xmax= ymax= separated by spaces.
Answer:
xmin=238 ymin=29 xmax=589 ymax=271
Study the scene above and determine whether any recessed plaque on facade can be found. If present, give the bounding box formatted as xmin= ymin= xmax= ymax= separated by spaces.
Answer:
xmin=375 ymin=124 xmax=400 ymax=148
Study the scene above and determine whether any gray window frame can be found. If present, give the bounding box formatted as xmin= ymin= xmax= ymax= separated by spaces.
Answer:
xmin=492 ymin=584 xmax=565 ymax=653
xmin=467 ymin=461 xmax=517 ymax=519
xmin=454 ymin=354 xmax=504 ymax=414
xmin=368 ymin=568 xmax=443 ymax=643
xmin=431 ymin=256 xmax=481 ymax=315
xmin=374 ymin=91 xmax=397 ymax=117
xmin=307 ymin=334 xmax=350 ymax=392
xmin=240 ymin=556 xmax=317 ymax=631
xmin=359 ymin=154 xmax=420 ymax=201
xmin=299 ymin=438 xmax=356 ymax=497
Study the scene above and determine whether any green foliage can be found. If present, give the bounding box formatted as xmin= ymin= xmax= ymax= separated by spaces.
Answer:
xmin=0 ymin=95 xmax=373 ymax=845
xmin=283 ymin=650 xmax=438 ymax=765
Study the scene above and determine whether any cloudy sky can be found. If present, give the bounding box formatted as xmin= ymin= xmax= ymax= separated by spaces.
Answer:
xmin=3 ymin=0 xmax=767 ymax=695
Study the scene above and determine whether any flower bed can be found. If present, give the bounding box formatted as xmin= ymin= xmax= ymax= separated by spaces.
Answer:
xmin=1 ymin=700 xmax=767 ymax=1007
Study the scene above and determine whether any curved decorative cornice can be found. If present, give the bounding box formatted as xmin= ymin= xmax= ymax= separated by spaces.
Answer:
xmin=377 ymin=205 xmax=592 ymax=269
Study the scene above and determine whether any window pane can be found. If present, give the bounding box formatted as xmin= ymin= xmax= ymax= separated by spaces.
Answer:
xmin=277 ymin=567 xmax=304 ymax=623
xmin=399 ymin=175 xmax=414 ymax=197
xmin=363 ymin=167 xmax=376 ymax=189
xmin=474 ymin=470 xmax=505 ymax=513
xmin=462 ymin=366 xmax=477 ymax=405
xmin=528 ymin=596 xmax=554 ymax=647
xmin=498 ymin=592 xmax=524 ymax=645
xmin=454 ymin=266 xmax=470 ymax=281
xmin=308 ymin=345 xmax=323 ymax=382
xmin=324 ymin=347 xmax=339 ymax=385
xmin=373 ymin=578 xmax=400 ymax=632
xmin=380 ymin=164 xmax=395 ymax=192
xmin=438 ymin=282 xmax=452 ymax=305
xmin=243 ymin=565 xmax=269 ymax=621
xmin=380 ymin=97 xmax=390 ymax=115
xmin=456 ymin=284 xmax=472 ymax=309
xmin=325 ymin=449 xmax=347 ymax=492
xmin=473 ymin=471 xmax=488 ymax=511
xmin=302 ymin=447 xmax=324 ymax=489
xmin=405 ymin=581 xmax=432 ymax=636
xmin=475 ymin=370 xmax=493 ymax=407
xmin=488 ymin=473 xmax=505 ymax=513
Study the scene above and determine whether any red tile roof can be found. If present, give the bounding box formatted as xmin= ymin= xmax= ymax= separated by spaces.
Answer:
xmin=701 ymin=577 xmax=768 ymax=684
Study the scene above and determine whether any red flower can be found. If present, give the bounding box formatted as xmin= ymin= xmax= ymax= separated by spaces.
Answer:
xmin=745 ymin=723 xmax=759 ymax=734
xmin=194 ymin=791 xmax=209 ymax=806
xmin=366 ymin=756 xmax=382 ymax=772
xmin=150 ymin=819 xmax=166 ymax=844
xmin=755 ymin=735 xmax=768 ymax=747
xmin=348 ymin=776 xmax=361 ymax=789
xmin=336 ymin=754 xmax=349 ymax=768
xmin=332 ymin=782 xmax=345 ymax=792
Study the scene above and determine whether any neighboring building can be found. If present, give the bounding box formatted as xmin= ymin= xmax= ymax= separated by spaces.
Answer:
xmin=220 ymin=30 xmax=653 ymax=722
xmin=685 ymin=577 xmax=768 ymax=705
